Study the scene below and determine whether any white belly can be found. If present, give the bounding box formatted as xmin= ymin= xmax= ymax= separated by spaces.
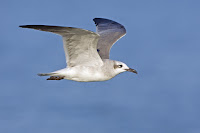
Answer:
xmin=57 ymin=66 xmax=112 ymax=82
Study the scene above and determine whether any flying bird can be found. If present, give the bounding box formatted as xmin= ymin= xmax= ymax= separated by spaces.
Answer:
xmin=19 ymin=18 xmax=137 ymax=82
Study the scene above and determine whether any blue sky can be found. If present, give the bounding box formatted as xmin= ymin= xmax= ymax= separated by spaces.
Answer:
xmin=1 ymin=0 xmax=200 ymax=133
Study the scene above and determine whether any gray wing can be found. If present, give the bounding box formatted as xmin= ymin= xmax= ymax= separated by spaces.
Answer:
xmin=19 ymin=25 xmax=103 ymax=67
xmin=93 ymin=18 xmax=126 ymax=59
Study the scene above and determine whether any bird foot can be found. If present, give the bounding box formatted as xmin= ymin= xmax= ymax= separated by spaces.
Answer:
xmin=47 ymin=76 xmax=64 ymax=80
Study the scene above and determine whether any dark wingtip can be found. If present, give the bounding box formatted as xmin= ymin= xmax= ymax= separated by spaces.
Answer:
xmin=93 ymin=18 xmax=113 ymax=26
xmin=93 ymin=18 xmax=124 ymax=29
xmin=93 ymin=18 xmax=101 ymax=26
xmin=19 ymin=25 xmax=27 ymax=28
xmin=19 ymin=25 xmax=40 ymax=28
xmin=19 ymin=25 xmax=37 ymax=28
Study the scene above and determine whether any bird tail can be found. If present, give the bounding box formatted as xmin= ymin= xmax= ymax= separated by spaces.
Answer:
xmin=37 ymin=73 xmax=57 ymax=76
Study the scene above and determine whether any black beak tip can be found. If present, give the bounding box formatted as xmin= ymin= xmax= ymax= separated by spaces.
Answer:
xmin=132 ymin=69 xmax=138 ymax=74
xmin=134 ymin=70 xmax=138 ymax=74
xmin=125 ymin=68 xmax=138 ymax=74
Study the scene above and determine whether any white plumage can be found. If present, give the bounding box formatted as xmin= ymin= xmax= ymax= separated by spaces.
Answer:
xmin=20 ymin=18 xmax=137 ymax=82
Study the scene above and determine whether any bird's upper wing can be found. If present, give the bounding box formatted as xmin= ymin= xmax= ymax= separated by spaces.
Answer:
xmin=20 ymin=25 xmax=103 ymax=67
xmin=93 ymin=18 xmax=126 ymax=59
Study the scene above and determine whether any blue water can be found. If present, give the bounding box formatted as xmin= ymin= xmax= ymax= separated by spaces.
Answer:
xmin=1 ymin=0 xmax=200 ymax=132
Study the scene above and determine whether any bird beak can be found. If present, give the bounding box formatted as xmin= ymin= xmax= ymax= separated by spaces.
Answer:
xmin=125 ymin=68 xmax=138 ymax=74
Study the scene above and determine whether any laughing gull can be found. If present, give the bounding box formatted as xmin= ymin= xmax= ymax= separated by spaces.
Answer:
xmin=19 ymin=18 xmax=137 ymax=82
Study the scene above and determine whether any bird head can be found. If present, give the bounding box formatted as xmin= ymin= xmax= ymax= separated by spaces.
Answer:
xmin=113 ymin=61 xmax=137 ymax=75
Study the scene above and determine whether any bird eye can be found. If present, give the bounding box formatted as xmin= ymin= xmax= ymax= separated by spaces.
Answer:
xmin=118 ymin=65 xmax=123 ymax=68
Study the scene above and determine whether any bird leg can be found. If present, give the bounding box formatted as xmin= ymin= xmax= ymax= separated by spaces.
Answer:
xmin=47 ymin=76 xmax=64 ymax=80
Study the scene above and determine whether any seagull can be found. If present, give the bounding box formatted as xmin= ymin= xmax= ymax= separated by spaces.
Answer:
xmin=19 ymin=18 xmax=137 ymax=82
